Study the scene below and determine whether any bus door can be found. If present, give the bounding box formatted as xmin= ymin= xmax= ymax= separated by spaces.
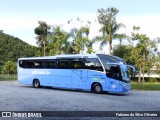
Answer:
xmin=107 ymin=65 xmax=121 ymax=92
xmin=70 ymin=59 xmax=87 ymax=89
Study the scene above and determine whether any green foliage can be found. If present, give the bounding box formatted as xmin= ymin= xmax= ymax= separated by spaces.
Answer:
xmin=112 ymin=44 xmax=135 ymax=65
xmin=86 ymin=42 xmax=95 ymax=54
xmin=113 ymin=27 xmax=160 ymax=84
xmin=96 ymin=7 xmax=126 ymax=55
xmin=0 ymin=74 xmax=17 ymax=81
xmin=35 ymin=21 xmax=51 ymax=56
xmin=70 ymin=26 xmax=90 ymax=54
xmin=155 ymin=50 xmax=160 ymax=76
xmin=68 ymin=18 xmax=94 ymax=54
xmin=130 ymin=26 xmax=159 ymax=83
xmin=47 ymin=26 xmax=72 ymax=55
xmin=34 ymin=19 xmax=94 ymax=55
xmin=0 ymin=32 xmax=37 ymax=70
xmin=1 ymin=61 xmax=16 ymax=75
xmin=145 ymin=78 xmax=159 ymax=83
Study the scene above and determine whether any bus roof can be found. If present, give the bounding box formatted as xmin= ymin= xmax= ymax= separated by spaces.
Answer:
xmin=18 ymin=54 xmax=125 ymax=64
xmin=18 ymin=54 xmax=98 ymax=60
xmin=55 ymin=54 xmax=98 ymax=58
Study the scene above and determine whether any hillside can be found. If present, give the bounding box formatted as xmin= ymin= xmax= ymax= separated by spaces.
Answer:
xmin=0 ymin=31 xmax=38 ymax=67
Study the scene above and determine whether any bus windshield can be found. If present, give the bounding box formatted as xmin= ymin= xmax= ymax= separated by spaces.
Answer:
xmin=120 ymin=64 xmax=130 ymax=82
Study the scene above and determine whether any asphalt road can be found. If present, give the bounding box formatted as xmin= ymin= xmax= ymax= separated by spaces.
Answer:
xmin=0 ymin=81 xmax=160 ymax=120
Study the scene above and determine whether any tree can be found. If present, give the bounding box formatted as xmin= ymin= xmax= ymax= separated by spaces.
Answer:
xmin=96 ymin=7 xmax=126 ymax=55
xmin=68 ymin=18 xmax=94 ymax=54
xmin=0 ymin=30 xmax=3 ymax=33
xmin=130 ymin=26 xmax=159 ymax=83
xmin=1 ymin=61 xmax=16 ymax=76
xmin=86 ymin=41 xmax=95 ymax=54
xmin=70 ymin=26 xmax=90 ymax=54
xmin=34 ymin=21 xmax=51 ymax=56
xmin=112 ymin=44 xmax=135 ymax=65
xmin=155 ymin=52 xmax=160 ymax=76
xmin=47 ymin=26 xmax=71 ymax=55
xmin=0 ymin=32 xmax=37 ymax=71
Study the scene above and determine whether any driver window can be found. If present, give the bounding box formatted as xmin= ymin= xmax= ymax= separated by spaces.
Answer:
xmin=107 ymin=66 xmax=121 ymax=80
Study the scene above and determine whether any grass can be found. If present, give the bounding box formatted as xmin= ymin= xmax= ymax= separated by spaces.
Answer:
xmin=131 ymin=82 xmax=160 ymax=91
xmin=0 ymin=74 xmax=17 ymax=81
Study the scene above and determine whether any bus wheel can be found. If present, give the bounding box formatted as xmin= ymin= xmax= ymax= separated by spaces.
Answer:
xmin=33 ymin=79 xmax=40 ymax=88
xmin=93 ymin=83 xmax=102 ymax=94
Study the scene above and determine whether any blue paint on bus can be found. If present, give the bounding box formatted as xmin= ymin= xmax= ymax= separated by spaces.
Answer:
xmin=17 ymin=54 xmax=134 ymax=93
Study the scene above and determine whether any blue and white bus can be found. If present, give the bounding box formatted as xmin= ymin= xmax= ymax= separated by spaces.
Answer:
xmin=17 ymin=54 xmax=134 ymax=93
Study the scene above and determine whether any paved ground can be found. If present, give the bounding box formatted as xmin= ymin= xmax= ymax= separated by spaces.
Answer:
xmin=0 ymin=81 xmax=160 ymax=120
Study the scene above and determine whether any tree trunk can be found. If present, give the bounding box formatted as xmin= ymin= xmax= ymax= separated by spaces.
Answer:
xmin=142 ymin=72 xmax=145 ymax=83
xmin=141 ymin=50 xmax=146 ymax=84
xmin=108 ymin=40 xmax=112 ymax=55
xmin=138 ymin=69 xmax=141 ymax=84
xmin=7 ymin=72 xmax=10 ymax=78
xmin=43 ymin=40 xmax=45 ymax=56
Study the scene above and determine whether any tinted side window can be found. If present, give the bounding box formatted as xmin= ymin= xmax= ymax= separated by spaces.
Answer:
xmin=106 ymin=65 xmax=122 ymax=80
xmin=19 ymin=60 xmax=44 ymax=68
xmin=34 ymin=60 xmax=44 ymax=68
xmin=70 ymin=59 xmax=82 ymax=69
xmin=58 ymin=60 xmax=69 ymax=69
xmin=45 ymin=60 xmax=56 ymax=68
xmin=19 ymin=60 xmax=27 ymax=68
xmin=19 ymin=60 xmax=34 ymax=68
xmin=26 ymin=60 xmax=34 ymax=68
xmin=84 ymin=58 xmax=103 ymax=71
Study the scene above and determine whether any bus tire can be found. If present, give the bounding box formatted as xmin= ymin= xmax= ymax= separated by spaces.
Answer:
xmin=93 ymin=83 xmax=102 ymax=94
xmin=33 ymin=79 xmax=40 ymax=88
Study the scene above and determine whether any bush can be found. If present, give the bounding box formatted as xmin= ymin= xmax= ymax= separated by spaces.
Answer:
xmin=131 ymin=77 xmax=160 ymax=83
xmin=0 ymin=74 xmax=17 ymax=81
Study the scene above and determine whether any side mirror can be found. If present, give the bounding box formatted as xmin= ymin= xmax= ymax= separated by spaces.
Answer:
xmin=127 ymin=65 xmax=136 ymax=80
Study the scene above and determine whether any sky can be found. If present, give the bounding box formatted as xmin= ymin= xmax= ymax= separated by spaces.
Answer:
xmin=0 ymin=0 xmax=160 ymax=53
